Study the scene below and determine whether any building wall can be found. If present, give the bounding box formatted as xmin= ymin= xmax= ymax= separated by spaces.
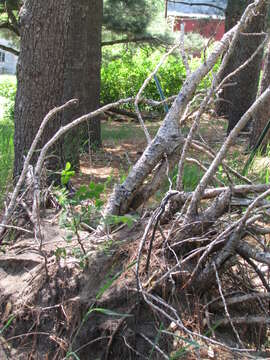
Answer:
xmin=173 ymin=18 xmax=225 ymax=41
xmin=0 ymin=39 xmax=18 ymax=74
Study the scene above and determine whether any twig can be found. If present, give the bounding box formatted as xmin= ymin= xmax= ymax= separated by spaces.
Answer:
xmin=0 ymin=223 xmax=33 ymax=234
xmin=187 ymin=87 xmax=270 ymax=218
xmin=217 ymin=32 xmax=269 ymax=94
xmin=141 ymin=291 xmax=253 ymax=354
xmin=139 ymin=332 xmax=169 ymax=360
xmin=0 ymin=99 xmax=78 ymax=242
xmin=237 ymin=242 xmax=270 ymax=272
xmin=186 ymin=157 xmax=224 ymax=186
xmin=145 ymin=191 xmax=179 ymax=273
xmin=34 ymin=98 xmax=133 ymax=177
xmin=179 ymin=23 xmax=190 ymax=76
xmin=104 ymin=303 xmax=137 ymax=360
xmin=134 ymin=44 xmax=179 ymax=144
xmin=0 ymin=43 xmax=19 ymax=56
xmin=136 ymin=190 xmax=179 ymax=290
xmin=190 ymin=141 xmax=252 ymax=185
xmin=214 ymin=263 xmax=244 ymax=347
xmin=176 ymin=78 xmax=216 ymax=191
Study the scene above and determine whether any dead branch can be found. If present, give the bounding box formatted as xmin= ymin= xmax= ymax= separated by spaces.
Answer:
xmin=236 ymin=241 xmax=270 ymax=266
xmin=217 ymin=316 xmax=270 ymax=325
xmin=176 ymin=79 xmax=216 ymax=191
xmin=210 ymin=292 xmax=270 ymax=310
xmin=214 ymin=263 xmax=244 ymax=347
xmin=0 ymin=43 xmax=19 ymax=56
xmin=134 ymin=44 xmax=179 ymax=144
xmin=186 ymin=87 xmax=270 ymax=219
xmin=0 ymin=99 xmax=78 ymax=242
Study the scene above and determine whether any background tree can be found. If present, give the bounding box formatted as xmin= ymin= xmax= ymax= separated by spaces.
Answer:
xmin=216 ymin=0 xmax=268 ymax=133
xmin=103 ymin=0 xmax=155 ymax=36
xmin=250 ymin=39 xmax=270 ymax=149
xmin=13 ymin=0 xmax=102 ymax=178
xmin=103 ymin=0 xmax=164 ymax=43
xmin=1 ymin=0 xmax=165 ymax=179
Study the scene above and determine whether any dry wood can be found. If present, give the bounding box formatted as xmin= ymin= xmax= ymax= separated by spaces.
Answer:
xmin=210 ymin=292 xmax=270 ymax=310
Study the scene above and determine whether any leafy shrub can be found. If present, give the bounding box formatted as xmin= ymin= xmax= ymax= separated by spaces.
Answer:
xmin=0 ymin=75 xmax=16 ymax=122
xmin=101 ymin=46 xmax=186 ymax=111
xmin=101 ymin=45 xmax=219 ymax=112
xmin=0 ymin=75 xmax=16 ymax=99
xmin=0 ymin=75 xmax=16 ymax=207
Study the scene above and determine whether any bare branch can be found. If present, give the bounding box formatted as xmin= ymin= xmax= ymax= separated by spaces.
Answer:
xmin=0 ymin=43 xmax=19 ymax=56
xmin=166 ymin=1 xmax=226 ymax=13
xmin=186 ymin=87 xmax=270 ymax=218
xmin=101 ymin=36 xmax=164 ymax=47
xmin=0 ymin=99 xmax=78 ymax=241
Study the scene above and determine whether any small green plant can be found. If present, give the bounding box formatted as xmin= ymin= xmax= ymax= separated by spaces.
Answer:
xmin=61 ymin=162 xmax=75 ymax=186
xmin=55 ymin=164 xmax=137 ymax=266
xmin=170 ymin=164 xmax=203 ymax=192
xmin=0 ymin=315 xmax=15 ymax=335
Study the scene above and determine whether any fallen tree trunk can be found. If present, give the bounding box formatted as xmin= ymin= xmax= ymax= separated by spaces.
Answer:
xmin=104 ymin=0 xmax=265 ymax=218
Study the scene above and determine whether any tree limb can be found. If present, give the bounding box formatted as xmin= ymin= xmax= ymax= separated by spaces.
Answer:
xmin=0 ymin=21 xmax=19 ymax=36
xmin=101 ymin=36 xmax=164 ymax=47
xmin=166 ymin=1 xmax=225 ymax=13
xmin=0 ymin=43 xmax=19 ymax=56
xmin=6 ymin=6 xmax=20 ymax=36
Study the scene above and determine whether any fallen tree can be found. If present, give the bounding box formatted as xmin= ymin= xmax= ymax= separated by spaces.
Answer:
xmin=1 ymin=0 xmax=270 ymax=358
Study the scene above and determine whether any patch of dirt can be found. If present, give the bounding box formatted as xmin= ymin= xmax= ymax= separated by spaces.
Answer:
xmin=72 ymin=121 xmax=149 ymax=189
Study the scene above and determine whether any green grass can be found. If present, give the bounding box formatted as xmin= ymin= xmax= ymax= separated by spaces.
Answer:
xmin=101 ymin=120 xmax=160 ymax=142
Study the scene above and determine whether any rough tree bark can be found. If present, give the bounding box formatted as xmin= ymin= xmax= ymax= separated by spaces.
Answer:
xmin=215 ymin=0 xmax=248 ymax=116
xmin=13 ymin=0 xmax=102 ymax=179
xmin=216 ymin=0 xmax=267 ymax=134
xmin=250 ymin=39 xmax=270 ymax=149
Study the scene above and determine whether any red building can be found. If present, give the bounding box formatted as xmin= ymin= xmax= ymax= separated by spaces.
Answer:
xmin=166 ymin=0 xmax=227 ymax=41
xmin=173 ymin=17 xmax=225 ymax=41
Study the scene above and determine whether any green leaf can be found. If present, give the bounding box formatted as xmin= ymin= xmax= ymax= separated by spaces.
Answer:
xmin=61 ymin=163 xmax=75 ymax=185
xmin=54 ymin=247 xmax=67 ymax=259
xmin=65 ymin=162 xmax=71 ymax=171
xmin=92 ymin=308 xmax=133 ymax=318
xmin=65 ymin=352 xmax=81 ymax=360
xmin=0 ymin=315 xmax=15 ymax=335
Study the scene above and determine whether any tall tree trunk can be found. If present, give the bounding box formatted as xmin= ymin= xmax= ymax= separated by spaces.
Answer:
xmin=216 ymin=0 xmax=251 ymax=117
xmin=216 ymin=0 xmax=267 ymax=134
xmin=13 ymin=0 xmax=102 ymax=179
xmin=225 ymin=0 xmax=248 ymax=32
xmin=250 ymin=40 xmax=270 ymax=149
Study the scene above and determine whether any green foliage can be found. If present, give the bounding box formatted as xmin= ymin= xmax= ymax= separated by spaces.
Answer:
xmin=55 ymin=164 xmax=138 ymax=266
xmin=171 ymin=164 xmax=204 ymax=192
xmin=0 ymin=75 xmax=16 ymax=208
xmin=101 ymin=46 xmax=185 ymax=111
xmin=104 ymin=214 xmax=138 ymax=228
xmin=103 ymin=0 xmax=160 ymax=36
xmin=0 ymin=75 xmax=16 ymax=98
xmin=0 ymin=119 xmax=14 ymax=188
xmin=61 ymin=162 xmax=75 ymax=186
xmin=0 ymin=315 xmax=15 ymax=335
xmin=101 ymin=45 xmax=219 ymax=112
xmin=0 ymin=75 xmax=16 ymax=122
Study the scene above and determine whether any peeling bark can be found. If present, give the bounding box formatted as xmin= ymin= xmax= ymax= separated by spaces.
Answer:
xmin=104 ymin=27 xmax=237 ymax=217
